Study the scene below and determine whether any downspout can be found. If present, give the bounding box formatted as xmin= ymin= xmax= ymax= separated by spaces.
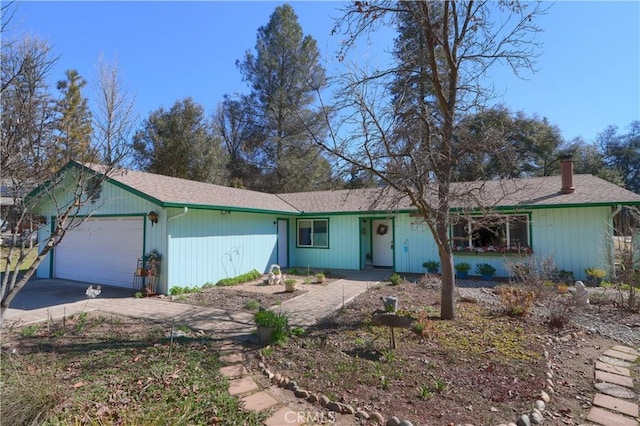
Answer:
xmin=165 ymin=207 xmax=189 ymax=293
xmin=168 ymin=207 xmax=189 ymax=222
xmin=609 ymin=205 xmax=622 ymax=278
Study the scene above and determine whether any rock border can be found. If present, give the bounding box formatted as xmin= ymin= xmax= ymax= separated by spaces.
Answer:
xmin=256 ymin=334 xmax=560 ymax=426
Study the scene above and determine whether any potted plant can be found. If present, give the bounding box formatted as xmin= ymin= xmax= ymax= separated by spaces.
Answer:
xmin=284 ymin=278 xmax=297 ymax=292
xmin=315 ymin=272 xmax=325 ymax=284
xmin=422 ymin=260 xmax=440 ymax=274
xmin=476 ymin=263 xmax=496 ymax=280
xmin=254 ymin=309 xmax=289 ymax=345
xmin=585 ymin=267 xmax=606 ymax=287
xmin=455 ymin=262 xmax=471 ymax=279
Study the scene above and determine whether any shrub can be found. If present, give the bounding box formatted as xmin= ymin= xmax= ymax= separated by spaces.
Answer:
xmin=254 ymin=310 xmax=289 ymax=345
xmin=244 ymin=300 xmax=260 ymax=310
xmin=170 ymin=285 xmax=200 ymax=295
xmin=454 ymin=262 xmax=471 ymax=273
xmin=422 ymin=260 xmax=440 ymax=271
xmin=497 ymin=285 xmax=536 ymax=317
xmin=545 ymin=296 xmax=575 ymax=330
xmin=20 ymin=324 xmax=39 ymax=337
xmin=389 ymin=273 xmax=402 ymax=286
xmin=216 ymin=269 xmax=261 ymax=286
xmin=476 ymin=263 xmax=496 ymax=276
xmin=411 ymin=310 xmax=438 ymax=339
xmin=585 ymin=267 xmax=606 ymax=279
xmin=315 ymin=272 xmax=325 ymax=283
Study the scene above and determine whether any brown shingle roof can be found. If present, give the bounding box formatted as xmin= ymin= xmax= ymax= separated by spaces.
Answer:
xmin=89 ymin=163 xmax=640 ymax=214
xmin=99 ymin=167 xmax=299 ymax=213
xmin=279 ymin=174 xmax=640 ymax=213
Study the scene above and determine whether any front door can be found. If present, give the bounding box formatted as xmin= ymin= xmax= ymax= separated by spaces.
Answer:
xmin=372 ymin=219 xmax=393 ymax=268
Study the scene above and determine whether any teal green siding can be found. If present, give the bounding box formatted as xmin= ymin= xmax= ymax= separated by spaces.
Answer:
xmin=35 ymin=178 xmax=167 ymax=289
xmin=167 ymin=209 xmax=279 ymax=287
xmin=290 ymin=215 xmax=360 ymax=270
xmin=531 ymin=206 xmax=611 ymax=280
xmin=393 ymin=214 xmax=438 ymax=273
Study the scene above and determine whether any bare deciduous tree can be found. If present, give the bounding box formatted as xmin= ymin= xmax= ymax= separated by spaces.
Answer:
xmin=0 ymin=47 xmax=136 ymax=321
xmin=317 ymin=1 xmax=547 ymax=319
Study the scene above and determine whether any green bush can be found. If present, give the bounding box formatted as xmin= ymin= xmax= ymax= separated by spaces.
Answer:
xmin=216 ymin=269 xmax=261 ymax=286
xmin=169 ymin=285 xmax=200 ymax=295
xmin=254 ymin=310 xmax=289 ymax=345
xmin=476 ymin=263 xmax=496 ymax=276
xmin=389 ymin=273 xmax=403 ymax=286
xmin=454 ymin=262 xmax=471 ymax=273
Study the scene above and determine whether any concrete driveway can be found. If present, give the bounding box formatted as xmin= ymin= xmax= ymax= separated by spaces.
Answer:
xmin=7 ymin=278 xmax=133 ymax=311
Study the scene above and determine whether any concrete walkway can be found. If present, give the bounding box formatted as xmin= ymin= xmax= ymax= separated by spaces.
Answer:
xmin=273 ymin=269 xmax=388 ymax=327
xmin=3 ymin=270 xmax=389 ymax=336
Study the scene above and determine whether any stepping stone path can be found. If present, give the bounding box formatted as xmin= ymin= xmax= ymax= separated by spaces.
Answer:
xmin=587 ymin=345 xmax=640 ymax=426
xmin=217 ymin=340 xmax=306 ymax=425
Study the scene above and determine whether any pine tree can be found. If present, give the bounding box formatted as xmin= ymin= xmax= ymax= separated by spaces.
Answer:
xmin=51 ymin=69 xmax=93 ymax=169
xmin=236 ymin=4 xmax=332 ymax=193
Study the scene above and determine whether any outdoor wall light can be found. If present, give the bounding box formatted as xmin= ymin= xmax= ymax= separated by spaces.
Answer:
xmin=220 ymin=210 xmax=231 ymax=215
xmin=148 ymin=211 xmax=159 ymax=226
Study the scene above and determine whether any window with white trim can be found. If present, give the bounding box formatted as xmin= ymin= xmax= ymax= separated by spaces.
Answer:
xmin=451 ymin=214 xmax=531 ymax=253
xmin=297 ymin=219 xmax=328 ymax=248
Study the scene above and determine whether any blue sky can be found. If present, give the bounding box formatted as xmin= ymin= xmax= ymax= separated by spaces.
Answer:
xmin=5 ymin=1 xmax=639 ymax=144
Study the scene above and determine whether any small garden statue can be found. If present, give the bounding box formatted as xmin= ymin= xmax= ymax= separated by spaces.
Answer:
xmin=573 ymin=280 xmax=589 ymax=306
xmin=268 ymin=264 xmax=282 ymax=285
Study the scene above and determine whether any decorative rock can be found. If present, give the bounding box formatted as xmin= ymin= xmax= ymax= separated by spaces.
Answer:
xmin=306 ymin=393 xmax=319 ymax=403
xmin=258 ymin=361 xmax=265 ymax=369
xmin=546 ymin=378 xmax=554 ymax=387
xmin=280 ymin=376 xmax=289 ymax=387
xmin=272 ymin=373 xmax=281 ymax=384
xmin=546 ymin=386 xmax=554 ymax=395
xmin=326 ymin=401 xmax=341 ymax=413
xmin=540 ymin=391 xmax=550 ymax=403
xmin=294 ymin=389 xmax=309 ymax=399
xmin=543 ymin=351 xmax=549 ymax=359
xmin=530 ymin=410 xmax=544 ymax=424
xmin=285 ymin=380 xmax=297 ymax=390
xmin=516 ymin=414 xmax=531 ymax=426
xmin=535 ymin=400 xmax=545 ymax=411
xmin=370 ymin=412 xmax=385 ymax=424
xmin=319 ymin=395 xmax=330 ymax=407
xmin=398 ymin=421 xmax=414 ymax=426
xmin=508 ymin=423 xmax=518 ymax=426
xmin=386 ymin=417 xmax=401 ymax=426
xmin=545 ymin=371 xmax=553 ymax=379
xmin=341 ymin=404 xmax=355 ymax=415
xmin=355 ymin=410 xmax=370 ymax=419
xmin=573 ymin=281 xmax=589 ymax=306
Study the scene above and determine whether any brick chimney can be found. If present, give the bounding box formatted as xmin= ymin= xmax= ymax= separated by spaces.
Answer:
xmin=560 ymin=155 xmax=575 ymax=194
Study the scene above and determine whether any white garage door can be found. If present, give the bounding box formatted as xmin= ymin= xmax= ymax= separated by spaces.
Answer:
xmin=55 ymin=217 xmax=143 ymax=288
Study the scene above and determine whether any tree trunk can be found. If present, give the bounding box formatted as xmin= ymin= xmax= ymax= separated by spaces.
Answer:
xmin=437 ymin=219 xmax=456 ymax=320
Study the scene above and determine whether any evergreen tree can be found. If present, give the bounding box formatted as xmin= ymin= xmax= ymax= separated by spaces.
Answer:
xmin=51 ymin=69 xmax=93 ymax=169
xmin=236 ymin=4 xmax=332 ymax=193
xmin=132 ymin=98 xmax=227 ymax=184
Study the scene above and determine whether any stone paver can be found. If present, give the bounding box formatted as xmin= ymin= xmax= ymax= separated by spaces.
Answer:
xmin=593 ymin=393 xmax=639 ymax=417
xmin=264 ymin=407 xmax=306 ymax=426
xmin=219 ymin=364 xmax=248 ymax=378
xmin=596 ymin=370 xmax=635 ymax=388
xmin=595 ymin=382 xmax=638 ymax=400
xmin=600 ymin=355 xmax=634 ymax=368
xmin=612 ymin=346 xmax=640 ymax=357
xmin=596 ymin=361 xmax=631 ymax=377
xmin=220 ymin=353 xmax=244 ymax=364
xmin=228 ymin=376 xmax=259 ymax=395
xmin=241 ymin=390 xmax=278 ymax=411
xmin=604 ymin=349 xmax=640 ymax=363
xmin=587 ymin=407 xmax=638 ymax=426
